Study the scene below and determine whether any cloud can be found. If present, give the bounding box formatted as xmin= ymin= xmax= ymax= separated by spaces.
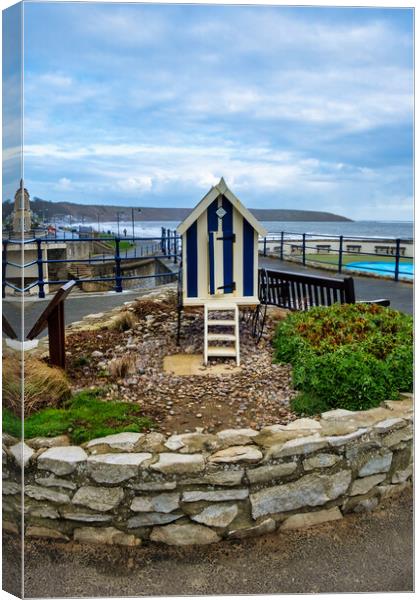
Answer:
xmin=56 ymin=177 xmax=72 ymax=190
xmin=16 ymin=3 xmax=413 ymax=220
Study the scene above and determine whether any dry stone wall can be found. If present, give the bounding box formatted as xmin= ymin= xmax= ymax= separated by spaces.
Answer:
xmin=2 ymin=395 xmax=413 ymax=547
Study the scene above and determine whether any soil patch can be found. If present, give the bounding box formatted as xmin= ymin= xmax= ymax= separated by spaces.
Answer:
xmin=65 ymin=294 xmax=298 ymax=435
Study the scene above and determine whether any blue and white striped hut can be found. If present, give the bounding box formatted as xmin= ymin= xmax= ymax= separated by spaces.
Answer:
xmin=177 ymin=177 xmax=267 ymax=306
xmin=177 ymin=178 xmax=267 ymax=365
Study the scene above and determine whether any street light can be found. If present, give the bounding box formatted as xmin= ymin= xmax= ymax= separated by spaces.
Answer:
xmin=116 ymin=211 xmax=125 ymax=236
xmin=131 ymin=207 xmax=142 ymax=240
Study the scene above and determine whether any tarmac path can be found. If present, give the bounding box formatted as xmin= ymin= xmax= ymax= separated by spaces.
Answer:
xmin=2 ymin=490 xmax=413 ymax=597
xmin=2 ymin=257 xmax=413 ymax=340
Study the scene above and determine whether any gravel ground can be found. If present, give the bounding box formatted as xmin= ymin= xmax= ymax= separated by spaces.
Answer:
xmin=65 ymin=294 xmax=298 ymax=434
xmin=3 ymin=489 xmax=413 ymax=597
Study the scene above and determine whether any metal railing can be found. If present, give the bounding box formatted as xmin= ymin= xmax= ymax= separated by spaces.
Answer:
xmin=259 ymin=232 xmax=413 ymax=282
xmin=2 ymin=227 xmax=182 ymax=298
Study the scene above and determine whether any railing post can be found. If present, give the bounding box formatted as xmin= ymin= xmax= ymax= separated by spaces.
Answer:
xmin=36 ymin=238 xmax=46 ymax=298
xmin=338 ymin=235 xmax=344 ymax=273
xmin=302 ymin=233 xmax=306 ymax=266
xmin=161 ymin=227 xmax=166 ymax=255
xmin=114 ymin=237 xmax=123 ymax=292
xmin=167 ymin=229 xmax=171 ymax=256
xmin=280 ymin=232 xmax=284 ymax=261
xmin=174 ymin=231 xmax=178 ymax=264
xmin=263 ymin=237 xmax=267 ymax=256
xmin=395 ymin=238 xmax=401 ymax=282
xmin=2 ymin=241 xmax=8 ymax=298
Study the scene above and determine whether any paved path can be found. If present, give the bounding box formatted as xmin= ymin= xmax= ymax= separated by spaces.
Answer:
xmin=2 ymin=257 xmax=412 ymax=340
xmin=3 ymin=491 xmax=413 ymax=597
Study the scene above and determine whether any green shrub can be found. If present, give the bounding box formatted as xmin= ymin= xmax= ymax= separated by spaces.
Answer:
xmin=290 ymin=393 xmax=330 ymax=416
xmin=274 ymin=303 xmax=413 ymax=415
xmin=2 ymin=388 xmax=154 ymax=444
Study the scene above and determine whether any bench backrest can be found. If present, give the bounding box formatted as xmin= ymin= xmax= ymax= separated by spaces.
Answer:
xmin=259 ymin=268 xmax=356 ymax=310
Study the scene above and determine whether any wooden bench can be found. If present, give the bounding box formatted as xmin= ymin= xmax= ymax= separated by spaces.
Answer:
xmin=26 ymin=280 xmax=76 ymax=368
xmin=259 ymin=268 xmax=390 ymax=310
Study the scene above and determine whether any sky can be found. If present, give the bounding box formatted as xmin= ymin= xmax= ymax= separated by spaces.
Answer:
xmin=2 ymin=1 xmax=414 ymax=220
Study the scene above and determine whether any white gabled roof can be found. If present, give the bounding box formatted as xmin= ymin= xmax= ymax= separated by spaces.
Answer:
xmin=177 ymin=177 xmax=267 ymax=236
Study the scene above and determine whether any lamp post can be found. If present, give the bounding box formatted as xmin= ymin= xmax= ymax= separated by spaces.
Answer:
xmin=131 ymin=207 xmax=142 ymax=240
xmin=116 ymin=211 xmax=124 ymax=236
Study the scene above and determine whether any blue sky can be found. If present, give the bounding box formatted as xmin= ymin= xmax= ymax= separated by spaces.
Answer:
xmin=3 ymin=2 xmax=414 ymax=219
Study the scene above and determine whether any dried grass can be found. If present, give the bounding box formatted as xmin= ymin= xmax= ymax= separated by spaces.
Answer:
xmin=2 ymin=356 xmax=71 ymax=417
xmin=108 ymin=355 xmax=136 ymax=379
xmin=108 ymin=310 xmax=137 ymax=332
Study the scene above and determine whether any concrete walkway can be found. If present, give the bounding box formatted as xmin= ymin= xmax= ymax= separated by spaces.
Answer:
xmin=2 ymin=257 xmax=412 ymax=340
xmin=2 ymin=491 xmax=412 ymax=597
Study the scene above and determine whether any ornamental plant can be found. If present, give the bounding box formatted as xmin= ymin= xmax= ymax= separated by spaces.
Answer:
xmin=274 ymin=303 xmax=413 ymax=415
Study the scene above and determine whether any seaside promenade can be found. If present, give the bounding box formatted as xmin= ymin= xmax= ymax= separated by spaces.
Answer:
xmin=2 ymin=256 xmax=413 ymax=341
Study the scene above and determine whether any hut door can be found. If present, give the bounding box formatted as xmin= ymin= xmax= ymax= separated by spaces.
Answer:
xmin=208 ymin=231 xmax=235 ymax=296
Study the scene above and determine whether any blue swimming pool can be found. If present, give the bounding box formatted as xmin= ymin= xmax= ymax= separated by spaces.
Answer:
xmin=345 ymin=261 xmax=414 ymax=280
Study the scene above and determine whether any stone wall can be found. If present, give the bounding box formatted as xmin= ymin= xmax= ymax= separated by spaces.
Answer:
xmin=2 ymin=396 xmax=413 ymax=547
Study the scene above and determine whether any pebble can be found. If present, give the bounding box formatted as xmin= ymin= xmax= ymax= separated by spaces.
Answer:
xmin=66 ymin=292 xmax=297 ymax=434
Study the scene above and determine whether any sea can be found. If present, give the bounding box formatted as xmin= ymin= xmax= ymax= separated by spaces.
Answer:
xmin=67 ymin=219 xmax=414 ymax=241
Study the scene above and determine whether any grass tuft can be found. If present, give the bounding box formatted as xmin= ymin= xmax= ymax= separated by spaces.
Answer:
xmin=2 ymin=356 xmax=71 ymax=417
xmin=3 ymin=388 xmax=154 ymax=444
xmin=108 ymin=356 xmax=136 ymax=379
xmin=108 ymin=310 xmax=137 ymax=332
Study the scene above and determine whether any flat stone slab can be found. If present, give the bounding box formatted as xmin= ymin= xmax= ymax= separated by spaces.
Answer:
xmin=227 ymin=518 xmax=276 ymax=539
xmin=127 ymin=512 xmax=183 ymax=528
xmin=150 ymin=522 xmax=220 ymax=545
xmin=285 ymin=418 xmax=322 ymax=431
xmin=192 ymin=503 xmax=238 ymax=528
xmin=26 ymin=526 xmax=69 ymax=541
xmin=216 ymin=429 xmax=258 ymax=447
xmin=9 ymin=442 xmax=34 ymax=468
xmin=280 ymin=507 xmax=343 ymax=530
xmin=250 ymin=470 xmax=352 ymax=519
xmin=182 ymin=470 xmax=244 ymax=487
xmin=87 ymin=453 xmax=152 ymax=483
xmin=74 ymin=526 xmax=140 ymax=546
xmin=303 ymin=454 xmax=341 ymax=471
xmin=38 ymin=446 xmax=88 ymax=475
xmin=60 ymin=508 xmax=113 ymax=523
xmin=163 ymin=354 xmax=241 ymax=376
xmin=72 ymin=485 xmax=124 ymax=511
xmin=2 ymin=481 xmax=21 ymax=495
xmin=350 ymin=474 xmax=386 ymax=496
xmin=358 ymin=449 xmax=393 ymax=477
xmin=268 ymin=434 xmax=328 ymax=459
xmin=130 ymin=493 xmax=180 ymax=513
xmin=25 ymin=484 xmax=70 ymax=504
xmin=27 ymin=435 xmax=70 ymax=450
xmin=209 ymin=446 xmax=263 ymax=464
xmin=246 ymin=462 xmax=297 ymax=484
xmin=182 ymin=489 xmax=249 ymax=503
xmin=151 ymin=453 xmax=205 ymax=475
xmin=164 ymin=433 xmax=219 ymax=453
xmin=326 ymin=429 xmax=368 ymax=448
xmin=373 ymin=418 xmax=406 ymax=433
xmin=321 ymin=409 xmax=355 ymax=420
xmin=86 ymin=432 xmax=144 ymax=452
xmin=34 ymin=476 xmax=77 ymax=490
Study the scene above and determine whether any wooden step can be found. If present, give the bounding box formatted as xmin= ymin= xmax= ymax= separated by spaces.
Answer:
xmin=207 ymin=346 xmax=237 ymax=357
xmin=205 ymin=303 xmax=237 ymax=311
xmin=207 ymin=319 xmax=236 ymax=326
xmin=207 ymin=333 xmax=236 ymax=341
